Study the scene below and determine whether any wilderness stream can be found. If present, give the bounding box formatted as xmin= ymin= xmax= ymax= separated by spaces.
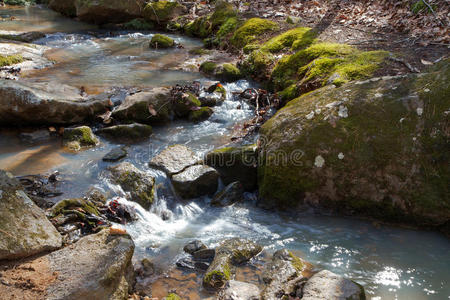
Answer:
xmin=0 ymin=6 xmax=449 ymax=300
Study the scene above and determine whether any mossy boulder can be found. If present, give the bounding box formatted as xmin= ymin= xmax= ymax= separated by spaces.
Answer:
xmin=184 ymin=16 xmax=213 ymax=38
xmin=189 ymin=107 xmax=214 ymax=123
xmin=200 ymin=61 xmax=219 ymax=75
xmin=261 ymin=27 xmax=316 ymax=53
xmin=63 ymin=126 xmax=99 ymax=151
xmin=200 ymin=62 xmax=242 ymax=82
xmin=143 ymin=1 xmax=186 ymax=24
xmin=204 ymin=145 xmax=258 ymax=191
xmin=97 ymin=123 xmax=152 ymax=143
xmin=150 ymin=34 xmax=175 ymax=48
xmin=0 ymin=170 xmax=62 ymax=260
xmin=108 ymin=162 xmax=155 ymax=209
xmin=230 ymin=18 xmax=278 ymax=49
xmin=75 ymin=0 xmax=146 ymax=24
xmin=49 ymin=0 xmax=77 ymax=17
xmin=241 ymin=49 xmax=274 ymax=78
xmin=259 ymin=62 xmax=450 ymax=231
xmin=112 ymin=88 xmax=173 ymax=124
xmin=173 ymin=92 xmax=201 ymax=117
xmin=0 ymin=54 xmax=24 ymax=67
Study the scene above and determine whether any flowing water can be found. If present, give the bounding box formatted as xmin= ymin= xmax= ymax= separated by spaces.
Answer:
xmin=0 ymin=6 xmax=449 ymax=300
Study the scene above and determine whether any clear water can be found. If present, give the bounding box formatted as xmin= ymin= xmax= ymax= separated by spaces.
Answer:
xmin=0 ymin=6 xmax=449 ymax=300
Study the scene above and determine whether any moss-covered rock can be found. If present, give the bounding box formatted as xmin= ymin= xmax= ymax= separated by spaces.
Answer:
xmin=189 ymin=107 xmax=214 ymax=123
xmin=143 ymin=0 xmax=186 ymax=24
xmin=216 ymin=63 xmax=243 ymax=82
xmin=230 ymin=18 xmax=278 ymax=49
xmin=259 ymin=61 xmax=450 ymax=231
xmin=150 ymin=34 xmax=175 ymax=48
xmin=108 ymin=162 xmax=155 ymax=209
xmin=0 ymin=54 xmax=24 ymax=67
xmin=173 ymin=92 xmax=201 ymax=118
xmin=123 ymin=18 xmax=154 ymax=30
xmin=63 ymin=126 xmax=99 ymax=151
xmin=97 ymin=123 xmax=152 ymax=143
xmin=200 ymin=61 xmax=218 ymax=75
xmin=184 ymin=16 xmax=213 ymax=38
xmin=50 ymin=198 xmax=100 ymax=217
xmin=242 ymin=49 xmax=274 ymax=78
xmin=205 ymin=144 xmax=258 ymax=191
xmin=261 ymin=27 xmax=316 ymax=53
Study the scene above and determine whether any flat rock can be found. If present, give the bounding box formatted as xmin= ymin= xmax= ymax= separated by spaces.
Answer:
xmin=97 ymin=123 xmax=152 ymax=143
xmin=149 ymin=144 xmax=198 ymax=176
xmin=218 ymin=280 xmax=261 ymax=300
xmin=172 ymin=165 xmax=219 ymax=199
xmin=103 ymin=147 xmax=127 ymax=162
xmin=0 ymin=170 xmax=62 ymax=260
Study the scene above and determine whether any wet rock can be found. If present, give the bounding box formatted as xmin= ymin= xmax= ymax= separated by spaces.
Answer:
xmin=97 ymin=123 xmax=152 ymax=143
xmin=143 ymin=1 xmax=186 ymax=24
xmin=164 ymin=293 xmax=182 ymax=300
xmin=103 ymin=147 xmax=128 ymax=162
xmin=192 ymin=248 xmax=216 ymax=261
xmin=150 ymin=34 xmax=175 ymax=48
xmin=49 ymin=0 xmax=77 ymax=17
xmin=204 ymin=144 xmax=258 ymax=191
xmin=63 ymin=126 xmax=99 ymax=151
xmin=136 ymin=258 xmax=154 ymax=277
xmin=45 ymin=229 xmax=135 ymax=299
xmin=85 ymin=187 xmax=108 ymax=205
xmin=218 ymin=280 xmax=260 ymax=300
xmin=189 ymin=107 xmax=213 ymax=123
xmin=75 ymin=0 xmax=146 ymax=24
xmin=203 ymin=238 xmax=262 ymax=291
xmin=102 ymin=199 xmax=138 ymax=224
xmin=112 ymin=88 xmax=173 ymax=124
xmin=200 ymin=83 xmax=226 ymax=106
xmin=172 ymin=165 xmax=219 ymax=199
xmin=19 ymin=129 xmax=53 ymax=144
xmin=108 ymin=162 xmax=155 ymax=209
xmin=0 ymin=80 xmax=110 ymax=126
xmin=262 ymin=249 xmax=306 ymax=300
xmin=149 ymin=144 xmax=198 ymax=176
xmin=200 ymin=62 xmax=243 ymax=82
xmin=176 ymin=257 xmax=196 ymax=271
xmin=211 ymin=181 xmax=244 ymax=207
xmin=173 ymin=92 xmax=201 ymax=118
xmin=0 ymin=170 xmax=62 ymax=260
xmin=302 ymin=270 xmax=365 ymax=300
xmin=183 ymin=240 xmax=207 ymax=254
xmin=194 ymin=261 xmax=210 ymax=271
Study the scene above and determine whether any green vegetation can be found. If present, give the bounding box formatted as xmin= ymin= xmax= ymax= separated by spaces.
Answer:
xmin=230 ymin=18 xmax=278 ymax=48
xmin=200 ymin=61 xmax=218 ymax=75
xmin=189 ymin=107 xmax=213 ymax=122
xmin=51 ymin=198 xmax=100 ymax=217
xmin=261 ymin=27 xmax=316 ymax=53
xmin=4 ymin=0 xmax=35 ymax=5
xmin=143 ymin=1 xmax=184 ymax=23
xmin=150 ymin=34 xmax=175 ymax=48
xmin=289 ymin=251 xmax=304 ymax=272
xmin=216 ymin=63 xmax=242 ymax=81
xmin=63 ymin=126 xmax=99 ymax=148
xmin=411 ymin=0 xmax=436 ymax=14
xmin=242 ymin=49 xmax=274 ymax=76
xmin=165 ymin=294 xmax=181 ymax=300
xmin=123 ymin=19 xmax=154 ymax=30
xmin=0 ymin=54 xmax=24 ymax=67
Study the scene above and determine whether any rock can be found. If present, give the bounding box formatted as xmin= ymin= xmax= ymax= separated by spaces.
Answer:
xmin=63 ymin=126 xmax=99 ymax=151
xmin=0 ymin=170 xmax=62 ymax=260
xmin=203 ymin=238 xmax=262 ymax=291
xmin=200 ymin=62 xmax=243 ymax=82
xmin=0 ymin=80 xmax=110 ymax=126
xmin=45 ymin=229 xmax=135 ymax=300
xmin=211 ymin=181 xmax=244 ymax=207
xmin=143 ymin=1 xmax=186 ymax=24
xmin=302 ymin=270 xmax=365 ymax=300
xmin=49 ymin=0 xmax=77 ymax=17
xmin=218 ymin=280 xmax=260 ymax=300
xmin=108 ymin=162 xmax=155 ymax=209
xmin=258 ymin=62 xmax=450 ymax=230
xmin=50 ymin=198 xmax=100 ymax=217
xmin=173 ymin=92 xmax=201 ymax=118
xmin=183 ymin=240 xmax=207 ymax=254
xmin=176 ymin=257 xmax=196 ymax=271
xmin=150 ymin=34 xmax=175 ymax=48
xmin=189 ymin=107 xmax=214 ymax=122
xmin=149 ymin=144 xmax=198 ymax=176
xmin=19 ymin=129 xmax=53 ymax=144
xmin=200 ymin=83 xmax=227 ymax=106
xmin=112 ymin=88 xmax=173 ymax=124
xmin=172 ymin=165 xmax=219 ymax=199
xmin=75 ymin=0 xmax=146 ymax=24
xmin=192 ymin=248 xmax=216 ymax=261
xmin=262 ymin=249 xmax=307 ymax=300
xmin=102 ymin=147 xmax=127 ymax=162
xmin=204 ymin=145 xmax=258 ymax=191
xmin=97 ymin=123 xmax=152 ymax=143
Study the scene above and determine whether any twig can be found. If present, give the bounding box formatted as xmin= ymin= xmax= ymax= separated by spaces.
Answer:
xmin=421 ymin=0 xmax=445 ymax=26
xmin=388 ymin=56 xmax=420 ymax=73
xmin=150 ymin=4 xmax=160 ymax=25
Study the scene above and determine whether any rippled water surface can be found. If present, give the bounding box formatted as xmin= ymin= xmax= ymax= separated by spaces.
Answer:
xmin=0 ymin=6 xmax=449 ymax=300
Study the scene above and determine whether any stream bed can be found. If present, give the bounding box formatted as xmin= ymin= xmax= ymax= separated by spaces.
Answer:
xmin=0 ymin=5 xmax=449 ymax=300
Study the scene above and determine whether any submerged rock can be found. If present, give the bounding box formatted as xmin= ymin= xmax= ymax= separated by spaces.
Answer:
xmin=149 ymin=144 xmax=198 ymax=176
xmin=0 ymin=80 xmax=110 ymax=126
xmin=302 ymin=270 xmax=365 ymax=300
xmin=63 ymin=126 xmax=99 ymax=151
xmin=172 ymin=165 xmax=219 ymax=199
xmin=150 ymin=34 xmax=175 ymax=48
xmin=112 ymin=88 xmax=173 ymax=124
xmin=108 ymin=162 xmax=155 ymax=209
xmin=97 ymin=123 xmax=152 ymax=143
xmin=183 ymin=240 xmax=207 ymax=255
xmin=0 ymin=170 xmax=62 ymax=260
xmin=75 ymin=0 xmax=146 ymax=24
xmin=103 ymin=147 xmax=128 ymax=162
xmin=205 ymin=145 xmax=258 ymax=191
xmin=218 ymin=280 xmax=261 ymax=300
xmin=211 ymin=181 xmax=244 ymax=207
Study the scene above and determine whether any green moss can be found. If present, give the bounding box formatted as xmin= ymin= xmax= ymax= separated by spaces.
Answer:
xmin=210 ymin=0 xmax=237 ymax=28
xmin=261 ymin=27 xmax=316 ymax=53
xmin=184 ymin=16 xmax=212 ymax=38
xmin=188 ymin=47 xmax=210 ymax=55
xmin=51 ymin=198 xmax=100 ymax=217
xmin=200 ymin=61 xmax=218 ymax=74
xmin=0 ymin=54 xmax=24 ymax=67
xmin=243 ymin=43 xmax=261 ymax=54
xmin=203 ymin=264 xmax=231 ymax=287
xmin=216 ymin=63 xmax=243 ymax=81
xmin=411 ymin=0 xmax=436 ymax=14
xmin=150 ymin=34 xmax=174 ymax=48
xmin=214 ymin=84 xmax=227 ymax=99
xmin=212 ymin=16 xmax=239 ymax=47
xmin=279 ymin=84 xmax=299 ymax=103
xmin=286 ymin=16 xmax=294 ymax=24
xmin=143 ymin=1 xmax=184 ymax=22
xmin=123 ymin=18 xmax=154 ymax=30
xmin=243 ymin=50 xmax=274 ymax=76
xmin=63 ymin=126 xmax=98 ymax=148
xmin=173 ymin=92 xmax=201 ymax=117
xmin=189 ymin=107 xmax=213 ymax=122
xmin=230 ymin=18 xmax=279 ymax=48
xmin=288 ymin=251 xmax=304 ymax=272
xmin=165 ymin=294 xmax=181 ymax=300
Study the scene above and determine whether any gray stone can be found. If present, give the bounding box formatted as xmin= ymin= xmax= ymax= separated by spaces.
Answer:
xmin=103 ymin=147 xmax=127 ymax=162
xmin=149 ymin=144 xmax=198 ymax=176
xmin=218 ymin=280 xmax=261 ymax=300
xmin=192 ymin=248 xmax=215 ymax=261
xmin=172 ymin=165 xmax=219 ymax=199
xmin=0 ymin=170 xmax=62 ymax=260
xmin=211 ymin=181 xmax=244 ymax=207
xmin=183 ymin=240 xmax=207 ymax=254
xmin=302 ymin=270 xmax=365 ymax=300
xmin=97 ymin=123 xmax=152 ymax=143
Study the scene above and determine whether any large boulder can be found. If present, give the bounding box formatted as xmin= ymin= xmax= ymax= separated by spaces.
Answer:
xmin=46 ymin=229 xmax=135 ymax=299
xmin=112 ymin=88 xmax=173 ymax=124
xmin=97 ymin=123 xmax=152 ymax=143
xmin=0 ymin=80 xmax=109 ymax=126
xmin=302 ymin=270 xmax=365 ymax=300
xmin=0 ymin=170 xmax=62 ymax=260
xmin=108 ymin=162 xmax=155 ymax=209
xmin=75 ymin=0 xmax=147 ymax=24
xmin=218 ymin=280 xmax=260 ymax=300
xmin=149 ymin=144 xmax=198 ymax=176
xmin=49 ymin=0 xmax=77 ymax=17
xmin=205 ymin=145 xmax=258 ymax=191
xmin=172 ymin=165 xmax=219 ymax=199
xmin=143 ymin=1 xmax=186 ymax=24
xmin=258 ymin=62 xmax=450 ymax=231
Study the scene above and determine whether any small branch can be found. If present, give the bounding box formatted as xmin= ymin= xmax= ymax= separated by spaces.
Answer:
xmin=388 ymin=56 xmax=420 ymax=73
xmin=421 ymin=0 xmax=445 ymax=26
